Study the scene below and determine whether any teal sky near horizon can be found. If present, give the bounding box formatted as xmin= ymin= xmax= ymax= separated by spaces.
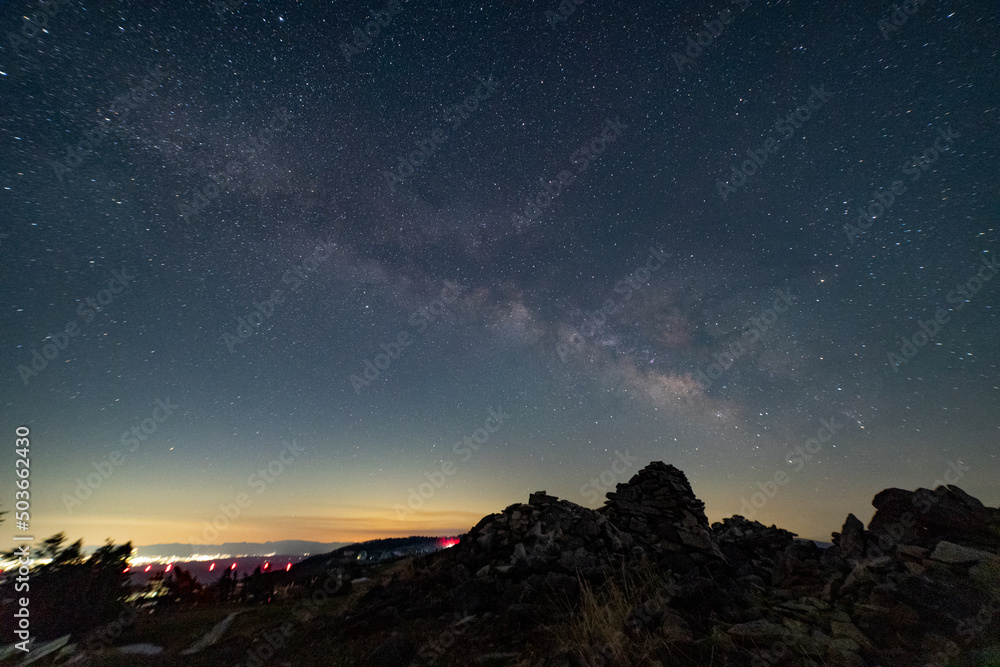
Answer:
xmin=1 ymin=0 xmax=997 ymax=550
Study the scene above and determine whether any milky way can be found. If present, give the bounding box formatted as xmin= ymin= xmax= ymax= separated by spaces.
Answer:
xmin=1 ymin=0 xmax=997 ymax=546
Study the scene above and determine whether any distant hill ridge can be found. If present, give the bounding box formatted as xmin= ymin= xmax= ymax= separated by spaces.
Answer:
xmin=123 ymin=540 xmax=350 ymax=559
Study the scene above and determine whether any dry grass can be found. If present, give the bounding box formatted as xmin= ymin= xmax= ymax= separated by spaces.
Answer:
xmin=550 ymin=558 xmax=689 ymax=666
xmin=373 ymin=555 xmax=417 ymax=583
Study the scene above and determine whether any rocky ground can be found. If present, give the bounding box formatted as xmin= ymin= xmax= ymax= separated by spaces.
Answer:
xmin=335 ymin=462 xmax=1000 ymax=665
xmin=4 ymin=461 xmax=999 ymax=666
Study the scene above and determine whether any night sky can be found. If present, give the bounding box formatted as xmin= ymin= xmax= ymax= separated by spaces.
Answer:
xmin=1 ymin=0 xmax=997 ymax=549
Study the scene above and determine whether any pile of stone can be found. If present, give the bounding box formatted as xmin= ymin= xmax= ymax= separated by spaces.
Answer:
xmin=457 ymin=490 xmax=633 ymax=583
xmin=600 ymin=461 xmax=724 ymax=561
xmin=712 ymin=515 xmax=799 ymax=560
xmin=711 ymin=515 xmax=820 ymax=595
xmin=866 ymin=484 xmax=1000 ymax=553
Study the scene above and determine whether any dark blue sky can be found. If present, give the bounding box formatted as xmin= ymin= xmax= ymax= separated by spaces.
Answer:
xmin=1 ymin=0 xmax=997 ymax=546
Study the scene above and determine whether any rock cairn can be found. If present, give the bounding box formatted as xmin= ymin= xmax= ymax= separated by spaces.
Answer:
xmin=458 ymin=490 xmax=632 ymax=581
xmin=600 ymin=461 xmax=724 ymax=560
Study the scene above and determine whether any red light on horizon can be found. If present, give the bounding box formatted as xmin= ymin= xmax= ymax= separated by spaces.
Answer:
xmin=286 ymin=563 xmax=292 ymax=571
xmin=144 ymin=565 xmax=151 ymax=572
xmin=165 ymin=563 xmax=173 ymax=573
xmin=231 ymin=563 xmax=237 ymax=570
xmin=439 ymin=538 xmax=460 ymax=548
xmin=263 ymin=562 xmax=270 ymax=570
xmin=209 ymin=563 xmax=216 ymax=571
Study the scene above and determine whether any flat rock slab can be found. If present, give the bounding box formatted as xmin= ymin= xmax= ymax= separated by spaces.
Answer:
xmin=181 ymin=611 xmax=241 ymax=655
xmin=930 ymin=541 xmax=998 ymax=565
xmin=118 ymin=643 xmax=165 ymax=655
xmin=17 ymin=635 xmax=71 ymax=665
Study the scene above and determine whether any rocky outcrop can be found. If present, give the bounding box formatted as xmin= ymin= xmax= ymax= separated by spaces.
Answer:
xmin=457 ymin=489 xmax=633 ymax=581
xmin=864 ymin=484 xmax=1000 ymax=553
xmin=23 ymin=462 xmax=999 ymax=667
xmin=816 ymin=484 xmax=1000 ymax=666
xmin=454 ymin=463 xmax=737 ymax=582
xmin=330 ymin=463 xmax=1000 ymax=666
xmin=600 ymin=461 xmax=724 ymax=561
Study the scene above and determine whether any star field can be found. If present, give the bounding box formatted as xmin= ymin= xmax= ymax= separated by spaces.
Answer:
xmin=1 ymin=0 xmax=997 ymax=546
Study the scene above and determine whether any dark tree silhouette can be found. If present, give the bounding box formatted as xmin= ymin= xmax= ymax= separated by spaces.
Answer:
xmin=162 ymin=565 xmax=204 ymax=604
xmin=208 ymin=566 xmax=237 ymax=603
xmin=0 ymin=533 xmax=133 ymax=641
xmin=239 ymin=565 xmax=275 ymax=604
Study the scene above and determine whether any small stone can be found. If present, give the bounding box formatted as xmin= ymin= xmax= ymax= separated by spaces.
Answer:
xmin=727 ymin=619 xmax=793 ymax=646
xmin=895 ymin=544 xmax=928 ymax=560
xmin=830 ymin=621 xmax=873 ymax=649
xmin=828 ymin=637 xmax=860 ymax=652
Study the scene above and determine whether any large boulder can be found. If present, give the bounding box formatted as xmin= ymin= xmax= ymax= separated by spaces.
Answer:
xmin=867 ymin=485 xmax=1000 ymax=552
